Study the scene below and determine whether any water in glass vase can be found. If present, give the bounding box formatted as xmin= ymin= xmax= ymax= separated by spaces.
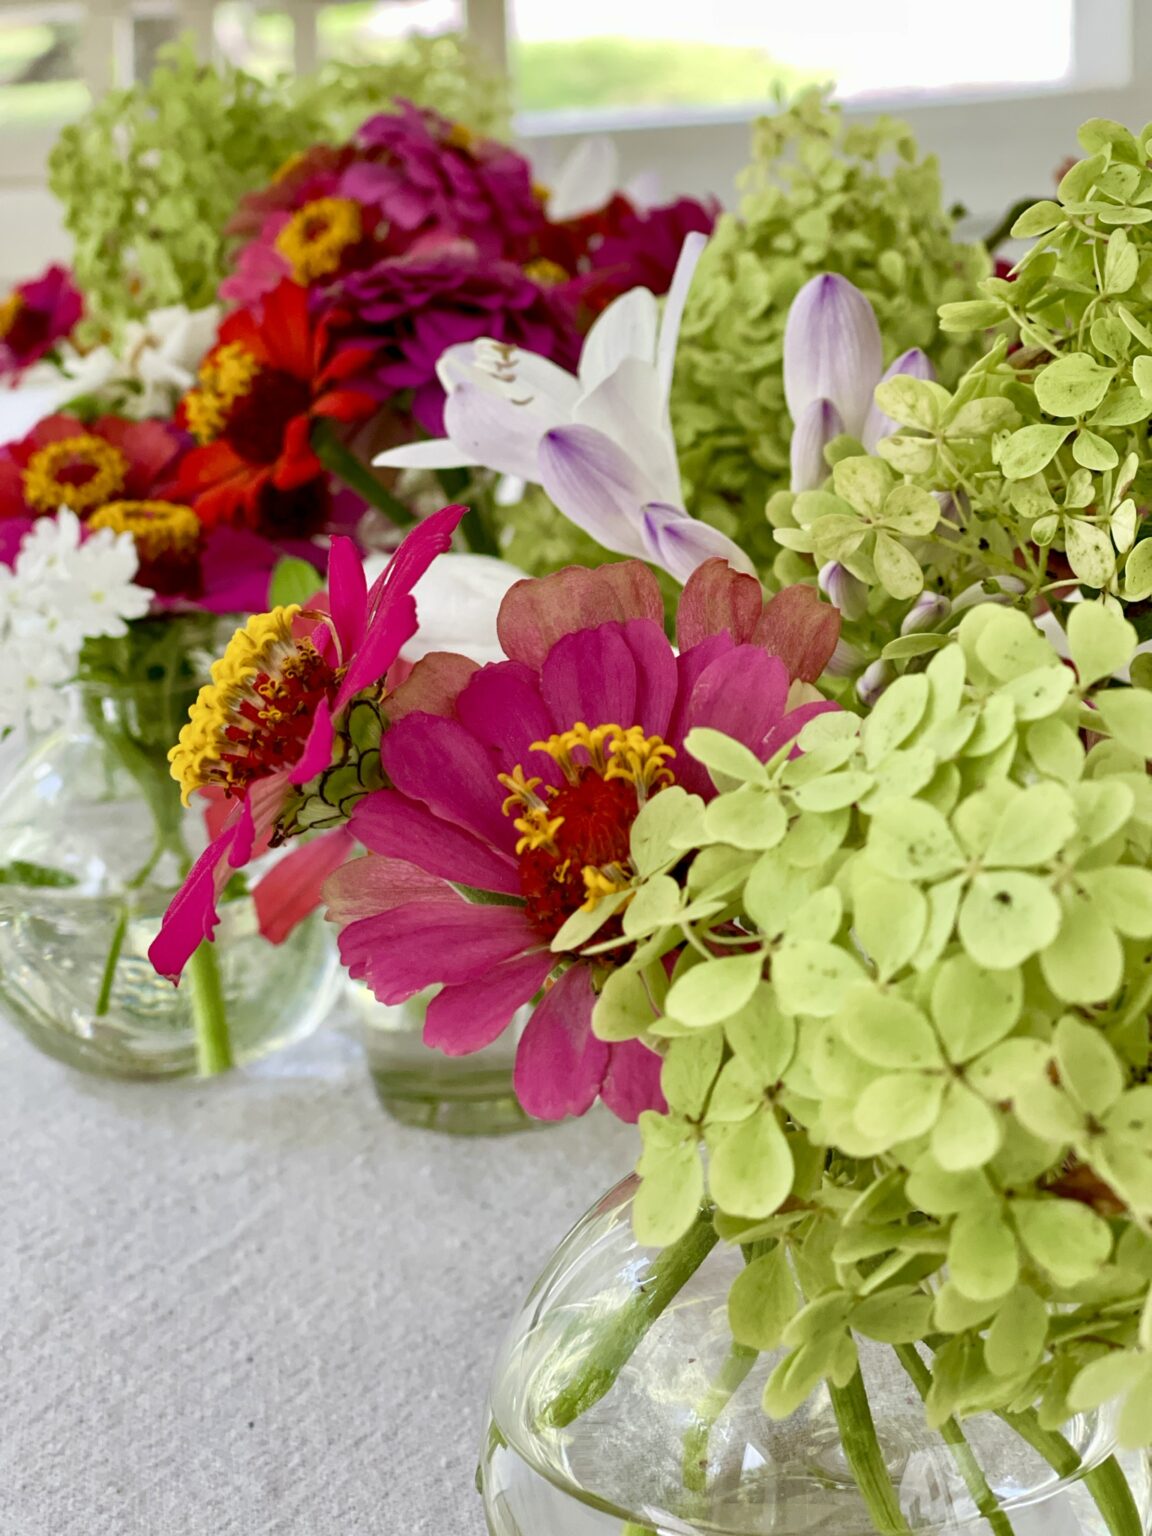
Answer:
xmin=480 ymin=1181 xmax=1152 ymax=1536
xmin=0 ymin=686 xmax=339 ymax=1077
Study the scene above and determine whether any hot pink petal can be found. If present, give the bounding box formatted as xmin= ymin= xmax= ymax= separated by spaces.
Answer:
xmin=339 ymin=898 xmax=540 ymax=1005
xmin=424 ymin=949 xmax=554 ymax=1055
xmin=540 ymin=623 xmax=639 ymax=733
xmin=326 ymin=534 xmax=368 ymax=656
xmin=332 ymin=593 xmax=419 ymax=716
xmin=454 ymin=660 xmax=565 ymax=787
xmin=513 ymin=964 xmax=610 ymax=1120
xmin=380 ymin=711 xmax=516 ymax=852
xmin=291 ymin=696 xmax=334 ymax=786
xmin=761 ymin=700 xmax=840 ymax=761
xmin=323 ymin=853 xmax=459 ymax=926
xmin=600 ymin=1039 xmax=667 ymax=1122
xmin=618 ymin=619 xmax=678 ymax=738
xmin=351 ymin=790 xmax=521 ymax=894
xmin=497 ymin=561 xmax=664 ymax=669
xmin=670 ymin=646 xmax=791 ymax=798
xmin=253 ymin=827 xmax=354 ymax=944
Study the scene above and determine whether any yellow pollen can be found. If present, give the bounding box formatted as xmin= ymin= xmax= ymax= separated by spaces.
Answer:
xmin=444 ymin=121 xmax=475 ymax=151
xmin=530 ymin=723 xmax=676 ymax=796
xmin=274 ymin=197 xmax=363 ymax=285
xmin=513 ymin=805 xmax=565 ymax=857
xmin=581 ymin=864 xmax=633 ymax=912
xmin=87 ymin=500 xmax=201 ymax=560
xmin=498 ymin=765 xmax=545 ymax=816
xmin=168 ymin=605 xmax=301 ymax=804
xmin=183 ymin=342 xmax=262 ymax=445
xmin=523 ymin=257 xmax=569 ymax=288
xmin=531 ymin=180 xmax=551 ymax=205
xmin=0 ymin=291 xmax=22 ymax=340
xmin=22 ymin=434 xmax=128 ymax=514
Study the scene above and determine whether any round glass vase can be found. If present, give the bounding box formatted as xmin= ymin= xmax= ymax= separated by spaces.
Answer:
xmin=349 ymin=984 xmax=539 ymax=1135
xmin=480 ymin=1177 xmax=1152 ymax=1536
xmin=0 ymin=680 xmax=339 ymax=1078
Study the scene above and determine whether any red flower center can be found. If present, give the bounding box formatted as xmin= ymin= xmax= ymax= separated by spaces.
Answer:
xmin=224 ymin=368 xmax=312 ymax=465
xmin=499 ymin=723 xmax=676 ymax=941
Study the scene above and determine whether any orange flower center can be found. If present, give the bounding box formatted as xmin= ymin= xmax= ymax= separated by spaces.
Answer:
xmin=274 ymin=197 xmax=362 ymax=285
xmin=184 ymin=342 xmax=311 ymax=465
xmin=23 ymin=434 xmax=128 ymax=514
xmin=0 ymin=291 xmax=23 ymax=340
xmin=499 ymin=723 xmax=676 ymax=940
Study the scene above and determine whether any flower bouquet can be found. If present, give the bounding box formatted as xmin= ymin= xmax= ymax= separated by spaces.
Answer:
xmin=132 ymin=100 xmax=1152 ymax=1532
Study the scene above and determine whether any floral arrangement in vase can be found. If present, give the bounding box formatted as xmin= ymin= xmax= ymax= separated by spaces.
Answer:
xmin=131 ymin=103 xmax=1152 ymax=1534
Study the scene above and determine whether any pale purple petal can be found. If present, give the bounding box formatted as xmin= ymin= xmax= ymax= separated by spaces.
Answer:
xmin=578 ymin=287 xmax=659 ymax=395
xmin=537 ymin=424 xmax=653 ymax=559
xmin=514 ymin=965 xmax=609 ymax=1120
xmin=373 ymin=436 xmax=481 ymax=471
xmin=425 ymin=950 xmax=554 ymax=1055
xmin=442 ymin=381 xmax=553 ymax=482
xmin=790 ymin=398 xmax=844 ymax=492
xmin=783 ymin=273 xmax=883 ymax=436
xmin=351 ymin=790 xmax=522 ymax=895
xmin=640 ymin=502 xmax=756 ymax=584
xmin=861 ymin=347 xmax=935 ymax=451
xmin=573 ymin=356 xmax=680 ymax=502
xmin=656 ymin=231 xmax=708 ymax=408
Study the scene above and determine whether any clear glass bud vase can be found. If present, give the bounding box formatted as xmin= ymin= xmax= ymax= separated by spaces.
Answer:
xmin=350 ymin=985 xmax=540 ymax=1135
xmin=0 ymin=680 xmax=339 ymax=1077
xmin=480 ymin=1178 xmax=1151 ymax=1536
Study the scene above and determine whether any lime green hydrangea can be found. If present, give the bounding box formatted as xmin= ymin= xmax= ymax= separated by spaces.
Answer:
xmin=671 ymin=88 xmax=989 ymax=566
xmin=571 ymin=600 xmax=1152 ymax=1449
xmin=49 ymin=34 xmax=509 ymax=337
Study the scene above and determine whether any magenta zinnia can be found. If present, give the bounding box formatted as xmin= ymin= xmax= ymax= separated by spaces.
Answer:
xmin=325 ymin=559 xmax=841 ymax=1123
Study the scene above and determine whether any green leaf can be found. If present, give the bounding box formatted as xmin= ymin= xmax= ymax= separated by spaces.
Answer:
xmin=634 ymin=1115 xmax=705 ymax=1247
xmin=868 ymin=800 xmax=964 ymax=881
xmin=661 ymin=1033 xmax=723 ymax=1119
xmin=930 ymin=953 xmax=1022 ymax=1062
xmin=1089 ymin=384 xmax=1152 ymax=428
xmin=622 ymin=874 xmax=683 ymax=938
xmin=939 ymin=299 xmax=1007 ymax=332
xmin=1054 ymin=1016 xmax=1124 ymax=1117
xmin=838 ymin=986 xmax=941 ymax=1069
xmin=0 ymin=859 xmax=79 ymax=889
xmin=1096 ymin=688 xmax=1152 ymax=756
xmin=790 ymin=771 xmax=873 ymax=813
xmin=1068 ymin=1351 xmax=1147 ymax=1413
xmin=551 ymin=889 xmax=631 ymax=953
xmin=983 ymin=783 xmax=1077 ymax=868
xmin=1010 ymin=200 xmax=1065 ymax=238
xmin=684 ymin=728 xmax=767 ymax=786
xmin=1067 ymin=601 xmax=1138 ymax=688
xmin=1064 ymin=519 xmax=1117 ymax=589
xmin=1040 ymin=889 xmax=1124 ymax=1004
xmin=852 ymin=876 xmax=927 ymax=980
xmin=269 ymin=555 xmax=323 ymax=607
xmin=1078 ymin=865 xmax=1152 ymax=937
xmin=948 ymin=1205 xmax=1019 ymax=1301
xmin=855 ymin=1071 xmax=945 ymax=1144
xmin=883 ymin=484 xmax=941 ymax=536
xmin=1013 ymin=1199 xmax=1112 ymax=1285
xmin=851 ymin=1288 xmax=935 ymax=1344
xmin=724 ymin=983 xmax=797 ymax=1082
xmin=729 ymin=1245 xmax=797 ymax=1350
xmin=931 ymin=1081 xmax=1002 ymax=1171
xmin=594 ymin=967 xmax=659 ymax=1042
xmin=1124 ymin=538 xmax=1152 ymax=600
xmin=1103 ymin=228 xmax=1140 ymax=294
xmin=666 ymin=952 xmax=765 ymax=1027
xmin=703 ymin=788 xmax=788 ymax=849
xmin=632 ymin=786 xmax=707 ymax=873
xmin=1026 ymin=718 xmax=1085 ymax=783
xmin=998 ymin=423 xmax=1070 ymax=479
xmin=873 ymin=531 xmax=924 ymax=600
xmin=1072 ymin=430 xmax=1119 ymax=472
xmin=832 ymin=455 xmax=894 ymax=517
xmin=984 ymin=1286 xmax=1048 ymax=1377
xmin=707 ymin=1108 xmax=795 ymax=1218
xmin=1034 ymin=353 xmax=1115 ymax=418
xmin=1000 ymin=665 xmax=1074 ymax=721
xmin=772 ymin=941 xmax=866 ymax=1018
xmin=958 ymin=872 xmax=1062 ymax=969
xmin=861 ymin=673 xmax=929 ymax=763
xmin=872 ymin=375 xmax=950 ymax=432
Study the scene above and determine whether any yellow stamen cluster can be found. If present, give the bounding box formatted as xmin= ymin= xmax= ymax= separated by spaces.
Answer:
xmin=0 ymin=291 xmax=22 ymax=340
xmin=274 ymin=197 xmax=363 ymax=285
xmin=88 ymin=500 xmax=202 ymax=560
xmin=444 ymin=121 xmax=475 ymax=151
xmin=183 ymin=342 xmax=262 ymax=445
xmin=168 ymin=605 xmax=301 ymax=804
xmin=512 ymin=805 xmax=565 ymax=856
xmin=22 ymin=435 xmax=128 ymax=514
xmin=582 ymin=864 xmax=633 ymax=912
xmin=523 ymin=257 xmax=569 ymax=288
xmin=531 ymin=722 xmax=676 ymax=796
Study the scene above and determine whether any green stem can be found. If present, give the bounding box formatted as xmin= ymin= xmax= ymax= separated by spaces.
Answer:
xmin=539 ymin=1207 xmax=719 ymax=1430
xmin=829 ymin=1369 xmax=912 ymax=1535
xmin=682 ymin=1338 xmax=759 ymax=1493
xmin=187 ymin=939 xmax=233 ymax=1076
xmin=312 ymin=418 xmax=417 ymax=528
xmin=436 ymin=467 xmax=501 ymax=557
xmin=894 ymin=1345 xmax=1015 ymax=1536
xmin=998 ymin=1411 xmax=1143 ymax=1536
xmin=95 ymin=904 xmax=129 ymax=1018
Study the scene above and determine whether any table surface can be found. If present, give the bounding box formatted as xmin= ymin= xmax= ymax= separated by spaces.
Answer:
xmin=0 ymin=1021 xmax=637 ymax=1535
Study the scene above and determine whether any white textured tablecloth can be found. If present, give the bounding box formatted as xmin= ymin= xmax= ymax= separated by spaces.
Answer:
xmin=0 ymin=1023 xmax=637 ymax=1535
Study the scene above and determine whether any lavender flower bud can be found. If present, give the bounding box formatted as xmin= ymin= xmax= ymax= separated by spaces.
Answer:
xmin=953 ymin=575 xmax=1027 ymax=612
xmin=857 ymin=660 xmax=895 ymax=708
xmin=818 ymin=560 xmax=869 ymax=621
xmin=901 ymin=592 xmax=952 ymax=635
xmin=826 ymin=638 xmax=868 ymax=677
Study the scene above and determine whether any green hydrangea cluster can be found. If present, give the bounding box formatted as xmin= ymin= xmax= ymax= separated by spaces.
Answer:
xmin=779 ymin=116 xmax=1152 ymax=683
xmin=49 ymin=35 xmax=508 ymax=337
xmin=570 ymin=601 xmax=1152 ymax=1448
xmin=670 ymin=88 xmax=989 ymax=564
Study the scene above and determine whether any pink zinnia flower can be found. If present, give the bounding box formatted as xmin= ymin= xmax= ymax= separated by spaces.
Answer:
xmin=0 ymin=264 xmax=83 ymax=379
xmin=325 ymin=559 xmax=841 ymax=1123
xmin=148 ymin=502 xmax=467 ymax=982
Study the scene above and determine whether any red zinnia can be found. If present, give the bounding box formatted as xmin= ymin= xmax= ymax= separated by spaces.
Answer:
xmin=175 ymin=281 xmax=377 ymax=536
